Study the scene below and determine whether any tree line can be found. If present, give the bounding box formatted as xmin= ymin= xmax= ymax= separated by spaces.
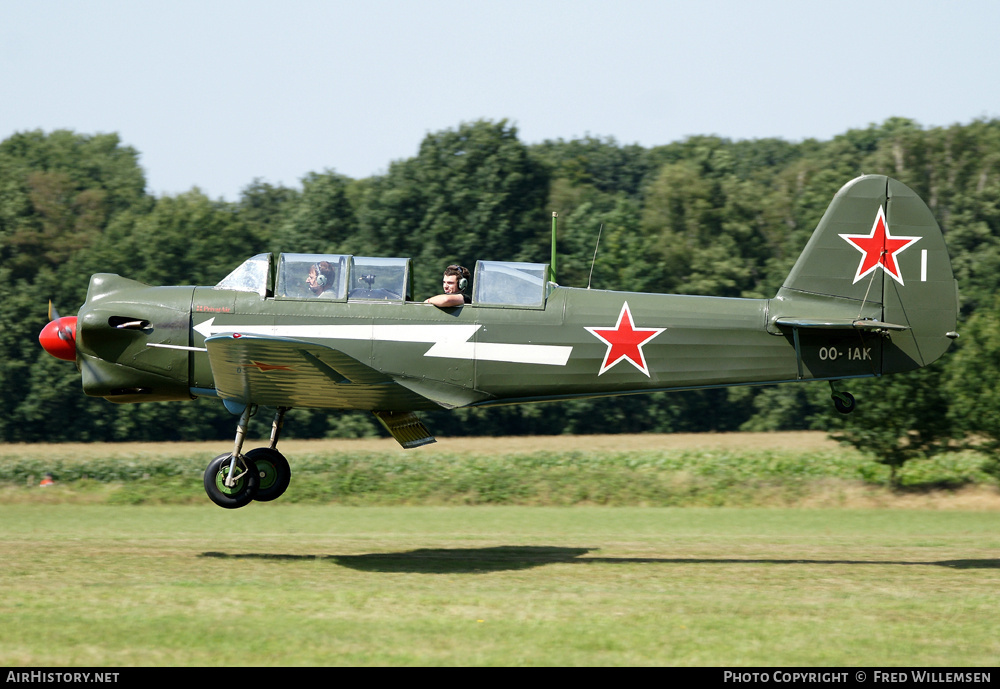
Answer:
xmin=2 ymin=118 xmax=1000 ymax=475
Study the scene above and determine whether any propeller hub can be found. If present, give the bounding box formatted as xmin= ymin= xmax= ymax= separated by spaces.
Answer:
xmin=39 ymin=317 xmax=78 ymax=361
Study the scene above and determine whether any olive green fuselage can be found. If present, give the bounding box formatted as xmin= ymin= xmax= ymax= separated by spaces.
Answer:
xmin=78 ymin=277 xmax=903 ymax=410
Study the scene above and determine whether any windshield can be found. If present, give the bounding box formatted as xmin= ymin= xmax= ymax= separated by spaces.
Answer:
xmin=213 ymin=253 xmax=271 ymax=297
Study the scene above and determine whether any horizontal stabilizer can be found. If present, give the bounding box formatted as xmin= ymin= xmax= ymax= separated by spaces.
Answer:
xmin=372 ymin=410 xmax=436 ymax=449
xmin=774 ymin=317 xmax=910 ymax=332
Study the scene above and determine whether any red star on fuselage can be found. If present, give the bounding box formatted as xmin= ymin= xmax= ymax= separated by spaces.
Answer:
xmin=585 ymin=302 xmax=665 ymax=377
xmin=839 ymin=206 xmax=921 ymax=285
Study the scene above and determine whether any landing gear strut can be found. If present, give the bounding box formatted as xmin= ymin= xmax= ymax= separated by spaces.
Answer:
xmin=203 ymin=406 xmax=292 ymax=508
xmin=247 ymin=408 xmax=290 ymax=502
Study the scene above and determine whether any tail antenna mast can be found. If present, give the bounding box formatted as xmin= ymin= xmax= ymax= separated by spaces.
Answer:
xmin=587 ymin=224 xmax=604 ymax=290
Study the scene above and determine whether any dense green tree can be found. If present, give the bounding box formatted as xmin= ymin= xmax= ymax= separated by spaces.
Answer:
xmin=531 ymin=135 xmax=653 ymax=198
xmin=357 ymin=120 xmax=550 ymax=297
xmin=639 ymin=161 xmax=778 ymax=298
xmin=945 ymin=301 xmax=1000 ymax=465
xmin=4 ymin=119 xmax=1000 ymax=447
xmin=731 ymin=383 xmax=833 ymax=433
xmin=271 ymin=171 xmax=356 ymax=254
xmin=0 ymin=130 xmax=147 ymax=281
xmin=238 ymin=178 xmax=299 ymax=247
xmin=829 ymin=365 xmax=954 ymax=486
xmin=111 ymin=189 xmax=260 ymax=286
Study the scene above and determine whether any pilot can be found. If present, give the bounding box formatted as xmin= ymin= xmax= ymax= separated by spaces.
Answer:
xmin=425 ymin=264 xmax=471 ymax=307
xmin=306 ymin=261 xmax=337 ymax=297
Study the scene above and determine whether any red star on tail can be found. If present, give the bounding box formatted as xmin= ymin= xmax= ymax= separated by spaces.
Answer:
xmin=585 ymin=302 xmax=665 ymax=377
xmin=839 ymin=206 xmax=921 ymax=285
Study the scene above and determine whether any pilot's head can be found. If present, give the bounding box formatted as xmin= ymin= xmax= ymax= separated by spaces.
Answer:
xmin=442 ymin=265 xmax=470 ymax=295
xmin=307 ymin=261 xmax=336 ymax=295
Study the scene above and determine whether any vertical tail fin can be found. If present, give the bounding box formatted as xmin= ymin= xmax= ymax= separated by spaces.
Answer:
xmin=774 ymin=175 xmax=958 ymax=373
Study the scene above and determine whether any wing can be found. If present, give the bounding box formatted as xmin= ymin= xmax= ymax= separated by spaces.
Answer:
xmin=205 ymin=334 xmax=438 ymax=411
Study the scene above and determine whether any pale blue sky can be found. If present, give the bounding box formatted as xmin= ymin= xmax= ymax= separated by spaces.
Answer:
xmin=3 ymin=0 xmax=998 ymax=201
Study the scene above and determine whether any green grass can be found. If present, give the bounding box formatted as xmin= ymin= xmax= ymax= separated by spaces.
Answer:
xmin=2 ymin=504 xmax=998 ymax=666
xmin=2 ymin=443 xmax=996 ymax=507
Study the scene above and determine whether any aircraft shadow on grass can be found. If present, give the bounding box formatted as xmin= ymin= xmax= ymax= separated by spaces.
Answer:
xmin=201 ymin=546 xmax=591 ymax=573
xmin=580 ymin=557 xmax=1000 ymax=570
xmin=199 ymin=548 xmax=1000 ymax=573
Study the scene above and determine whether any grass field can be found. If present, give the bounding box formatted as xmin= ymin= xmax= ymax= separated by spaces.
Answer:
xmin=2 ymin=433 xmax=998 ymax=666
xmin=2 ymin=504 xmax=999 ymax=666
xmin=3 ymin=430 xmax=839 ymax=458
xmin=3 ymin=432 xmax=998 ymax=508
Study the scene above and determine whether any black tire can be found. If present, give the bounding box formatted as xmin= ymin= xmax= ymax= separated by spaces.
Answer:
xmin=204 ymin=453 xmax=259 ymax=509
xmin=832 ymin=392 xmax=856 ymax=414
xmin=245 ymin=447 xmax=291 ymax=502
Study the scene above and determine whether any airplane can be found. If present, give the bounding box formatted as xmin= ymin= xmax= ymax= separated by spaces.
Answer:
xmin=39 ymin=174 xmax=959 ymax=509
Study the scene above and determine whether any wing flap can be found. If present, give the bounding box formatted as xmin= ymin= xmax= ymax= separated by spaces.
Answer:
xmin=372 ymin=411 xmax=436 ymax=448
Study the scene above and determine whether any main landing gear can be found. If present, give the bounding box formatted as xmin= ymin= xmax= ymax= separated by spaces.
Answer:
xmin=204 ymin=406 xmax=291 ymax=509
xmin=829 ymin=382 xmax=856 ymax=414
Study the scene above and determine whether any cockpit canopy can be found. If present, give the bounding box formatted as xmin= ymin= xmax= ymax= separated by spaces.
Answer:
xmin=276 ymin=254 xmax=350 ymax=300
xmin=214 ymin=253 xmax=551 ymax=308
xmin=214 ymin=253 xmax=413 ymax=302
xmin=473 ymin=260 xmax=549 ymax=309
xmin=346 ymin=256 xmax=410 ymax=301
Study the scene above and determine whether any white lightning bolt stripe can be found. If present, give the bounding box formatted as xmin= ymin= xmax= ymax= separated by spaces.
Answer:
xmin=193 ymin=318 xmax=572 ymax=366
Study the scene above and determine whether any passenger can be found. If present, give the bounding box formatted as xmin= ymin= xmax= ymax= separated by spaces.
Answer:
xmin=306 ymin=261 xmax=337 ymax=297
xmin=425 ymin=264 xmax=471 ymax=307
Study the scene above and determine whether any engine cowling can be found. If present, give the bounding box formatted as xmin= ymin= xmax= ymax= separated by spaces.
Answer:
xmin=75 ymin=274 xmax=196 ymax=403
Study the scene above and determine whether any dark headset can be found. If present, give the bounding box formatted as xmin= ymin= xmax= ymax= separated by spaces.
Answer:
xmin=448 ymin=265 xmax=469 ymax=292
